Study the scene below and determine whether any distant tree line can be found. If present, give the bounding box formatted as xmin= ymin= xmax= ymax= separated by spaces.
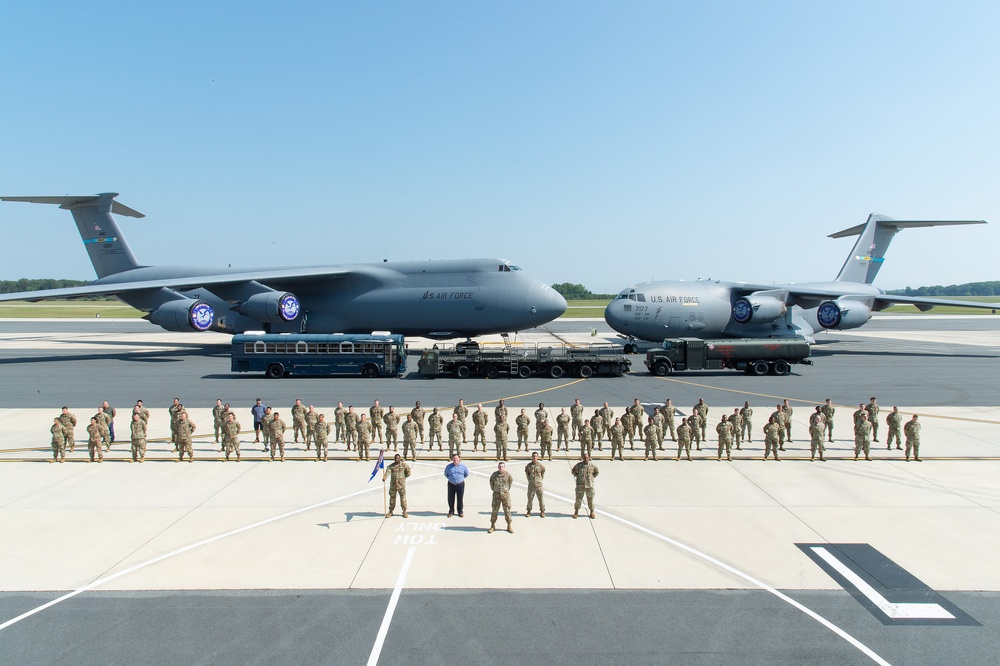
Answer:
xmin=887 ymin=281 xmax=1000 ymax=297
xmin=0 ymin=279 xmax=116 ymax=301
xmin=551 ymin=283 xmax=615 ymax=300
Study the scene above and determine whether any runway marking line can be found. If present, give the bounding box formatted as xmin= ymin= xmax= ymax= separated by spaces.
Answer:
xmin=366 ymin=546 xmax=416 ymax=666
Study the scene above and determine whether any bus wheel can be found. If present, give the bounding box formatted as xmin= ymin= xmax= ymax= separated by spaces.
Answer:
xmin=484 ymin=365 xmax=500 ymax=379
xmin=361 ymin=364 xmax=379 ymax=378
xmin=548 ymin=365 xmax=564 ymax=379
xmin=265 ymin=364 xmax=284 ymax=379
xmin=750 ymin=360 xmax=769 ymax=376
xmin=455 ymin=365 xmax=471 ymax=379
xmin=578 ymin=365 xmax=593 ymax=378
xmin=772 ymin=360 xmax=791 ymax=376
xmin=517 ymin=366 xmax=531 ymax=379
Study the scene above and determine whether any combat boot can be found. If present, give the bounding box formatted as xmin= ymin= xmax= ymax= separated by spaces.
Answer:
xmin=385 ymin=512 xmax=393 ymax=518
xmin=402 ymin=511 xmax=408 ymax=518
xmin=572 ymin=511 xmax=578 ymax=519
xmin=589 ymin=512 xmax=596 ymax=519
xmin=540 ymin=511 xmax=545 ymax=518
xmin=487 ymin=523 xmax=495 ymax=533
xmin=525 ymin=509 xmax=531 ymax=517
xmin=507 ymin=523 xmax=513 ymax=534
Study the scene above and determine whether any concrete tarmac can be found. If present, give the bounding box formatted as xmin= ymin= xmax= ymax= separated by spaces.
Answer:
xmin=1 ymin=315 xmax=999 ymax=665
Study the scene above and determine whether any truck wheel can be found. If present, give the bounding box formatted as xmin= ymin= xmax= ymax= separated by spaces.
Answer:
xmin=548 ymin=365 xmax=564 ymax=379
xmin=517 ymin=366 xmax=531 ymax=379
xmin=483 ymin=365 xmax=499 ymax=379
xmin=652 ymin=361 xmax=672 ymax=376
xmin=772 ymin=360 xmax=791 ymax=376
xmin=455 ymin=365 xmax=471 ymax=379
xmin=749 ymin=360 xmax=769 ymax=376
xmin=578 ymin=365 xmax=593 ymax=378
xmin=265 ymin=363 xmax=284 ymax=379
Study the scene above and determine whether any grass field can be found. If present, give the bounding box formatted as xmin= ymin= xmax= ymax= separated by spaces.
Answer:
xmin=0 ymin=297 xmax=996 ymax=319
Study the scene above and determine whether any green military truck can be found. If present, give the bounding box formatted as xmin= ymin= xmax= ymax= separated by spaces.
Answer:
xmin=645 ymin=337 xmax=811 ymax=376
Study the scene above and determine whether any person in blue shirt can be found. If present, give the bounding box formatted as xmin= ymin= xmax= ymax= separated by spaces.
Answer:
xmin=251 ymin=398 xmax=267 ymax=443
xmin=444 ymin=453 xmax=470 ymax=517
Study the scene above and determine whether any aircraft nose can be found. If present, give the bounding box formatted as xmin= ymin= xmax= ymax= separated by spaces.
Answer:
xmin=530 ymin=284 xmax=567 ymax=323
xmin=604 ymin=300 xmax=627 ymax=333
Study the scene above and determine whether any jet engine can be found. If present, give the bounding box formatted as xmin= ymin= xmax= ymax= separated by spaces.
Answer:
xmin=816 ymin=300 xmax=872 ymax=330
xmin=237 ymin=292 xmax=301 ymax=323
xmin=732 ymin=296 xmax=787 ymax=324
xmin=147 ymin=299 xmax=215 ymax=332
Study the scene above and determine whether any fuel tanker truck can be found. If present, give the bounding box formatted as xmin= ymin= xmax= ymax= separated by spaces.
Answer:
xmin=645 ymin=337 xmax=811 ymax=376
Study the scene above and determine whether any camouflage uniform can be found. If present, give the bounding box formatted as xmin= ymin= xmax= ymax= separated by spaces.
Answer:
xmin=488 ymin=467 xmax=515 ymax=532
xmin=716 ymin=418 xmax=733 ymax=461
xmin=50 ymin=420 xmax=66 ymax=462
xmin=866 ymin=400 xmax=881 ymax=442
xmin=904 ymin=416 xmax=921 ymax=461
xmin=555 ymin=410 xmax=570 ymax=450
xmin=383 ymin=409 xmax=400 ymax=451
xmin=809 ymin=420 xmax=825 ymax=461
xmin=87 ymin=421 xmax=103 ymax=462
xmin=428 ymin=409 xmax=444 ymax=450
xmin=652 ymin=408 xmax=665 ymax=450
xmin=402 ymin=418 xmax=418 ymax=461
xmin=212 ymin=401 xmax=226 ymax=444
xmin=538 ymin=421 xmax=553 ymax=460
xmin=782 ymin=403 xmax=794 ymax=442
xmin=661 ymin=400 xmax=676 ymax=441
xmin=821 ymin=401 xmax=836 ymax=442
xmin=621 ymin=412 xmax=637 ymax=449
xmin=494 ymin=401 xmax=509 ymax=428
xmin=886 ymin=409 xmax=903 ymax=450
xmin=356 ymin=417 xmax=373 ymax=461
xmin=94 ymin=409 xmax=111 ymax=450
xmin=643 ymin=421 xmax=658 ymax=460
xmin=305 ymin=408 xmax=320 ymax=450
xmin=534 ymin=406 xmax=549 ymax=443
xmin=58 ymin=410 xmax=77 ymax=453
xmin=728 ymin=410 xmax=743 ymax=450
xmin=690 ymin=412 xmax=703 ymax=450
xmin=223 ymin=416 xmax=242 ymax=461
xmin=524 ymin=458 xmax=546 ymax=516
xmin=676 ymin=420 xmax=693 ymax=460
xmin=605 ymin=419 xmax=623 ymax=461
xmin=453 ymin=402 xmax=469 ymax=442
xmin=447 ymin=417 xmax=463 ymax=457
xmin=344 ymin=410 xmax=358 ymax=450
xmin=269 ymin=415 xmax=287 ymax=461
xmin=591 ymin=412 xmax=604 ymax=449
xmin=494 ymin=418 xmax=510 ymax=460
xmin=385 ymin=458 xmax=411 ymax=517
xmin=693 ymin=400 xmax=709 ymax=440
xmin=740 ymin=403 xmax=754 ymax=442
xmin=261 ymin=409 xmax=274 ymax=453
xmin=168 ymin=401 xmax=182 ymax=449
xmin=370 ymin=402 xmax=385 ymax=443
xmin=410 ymin=403 xmax=425 ymax=444
xmin=314 ymin=416 xmax=331 ymax=461
xmin=763 ymin=419 xmax=781 ymax=461
xmin=472 ymin=408 xmax=490 ymax=451
xmin=599 ymin=404 xmax=614 ymax=440
xmin=570 ymin=402 xmax=585 ymax=441
xmin=130 ymin=415 xmax=147 ymax=462
xmin=515 ymin=412 xmax=530 ymax=451
xmin=854 ymin=417 xmax=872 ymax=460
xmin=292 ymin=402 xmax=308 ymax=445
xmin=334 ymin=404 xmax=346 ymax=443
xmin=579 ymin=423 xmax=595 ymax=457
xmin=627 ymin=401 xmax=644 ymax=441
xmin=571 ymin=458 xmax=599 ymax=518
xmin=176 ymin=415 xmax=196 ymax=462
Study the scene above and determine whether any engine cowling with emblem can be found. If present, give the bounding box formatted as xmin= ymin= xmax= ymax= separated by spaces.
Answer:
xmin=732 ymin=295 xmax=787 ymax=324
xmin=148 ymin=299 xmax=215 ymax=332
xmin=238 ymin=292 xmax=301 ymax=323
xmin=816 ymin=300 xmax=872 ymax=330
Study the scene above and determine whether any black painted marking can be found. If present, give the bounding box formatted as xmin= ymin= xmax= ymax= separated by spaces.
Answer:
xmin=797 ymin=543 xmax=979 ymax=626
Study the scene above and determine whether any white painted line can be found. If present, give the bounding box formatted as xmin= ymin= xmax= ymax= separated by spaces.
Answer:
xmin=366 ymin=546 xmax=416 ymax=666
xmin=810 ymin=547 xmax=955 ymax=620
xmin=0 ymin=470 xmax=443 ymax=633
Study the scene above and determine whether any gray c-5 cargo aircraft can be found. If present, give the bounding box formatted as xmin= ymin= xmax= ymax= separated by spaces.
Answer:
xmin=0 ymin=193 xmax=567 ymax=337
xmin=605 ymin=214 xmax=999 ymax=351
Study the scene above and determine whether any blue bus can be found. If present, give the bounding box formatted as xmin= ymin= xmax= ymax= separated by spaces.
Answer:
xmin=231 ymin=333 xmax=407 ymax=378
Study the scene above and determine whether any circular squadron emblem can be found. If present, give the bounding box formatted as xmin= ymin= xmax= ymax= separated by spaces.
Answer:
xmin=732 ymin=297 xmax=753 ymax=324
xmin=816 ymin=301 xmax=842 ymax=329
xmin=189 ymin=302 xmax=215 ymax=331
xmin=279 ymin=293 xmax=301 ymax=321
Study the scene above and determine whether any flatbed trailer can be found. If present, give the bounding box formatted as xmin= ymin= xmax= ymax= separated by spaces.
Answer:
xmin=417 ymin=342 xmax=631 ymax=378
xmin=645 ymin=337 xmax=811 ymax=376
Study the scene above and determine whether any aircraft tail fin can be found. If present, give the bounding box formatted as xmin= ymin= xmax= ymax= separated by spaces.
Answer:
xmin=1 ymin=193 xmax=144 ymax=278
xmin=829 ymin=215 xmax=985 ymax=284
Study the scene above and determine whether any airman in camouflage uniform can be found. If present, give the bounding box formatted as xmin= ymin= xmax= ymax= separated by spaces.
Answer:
xmin=383 ymin=406 xmax=400 ymax=451
xmin=610 ymin=417 xmax=625 ymax=461
xmin=740 ymin=402 xmax=754 ymax=443
xmin=334 ymin=402 xmax=346 ymax=443
xmin=447 ymin=413 xmax=463 ymax=457
xmin=904 ymin=415 xmax=921 ymax=461
xmin=782 ymin=399 xmax=794 ymax=443
xmin=537 ymin=419 xmax=553 ymax=460
xmin=384 ymin=454 xmax=411 ymax=518
xmin=59 ymin=406 xmax=77 ymax=452
xmin=852 ymin=403 xmax=867 ymax=430
xmin=821 ymin=398 xmax=836 ymax=442
xmin=94 ymin=407 xmax=111 ymax=451
xmin=620 ymin=411 xmax=637 ymax=450
xmin=599 ymin=402 xmax=614 ymax=441
xmin=590 ymin=409 xmax=604 ymax=450
xmin=494 ymin=399 xmax=508 ymax=426
xmin=643 ymin=417 xmax=658 ymax=461
xmin=854 ymin=411 xmax=872 ymax=461
xmin=809 ymin=406 xmax=825 ymax=429
xmin=729 ymin=409 xmax=743 ymax=450
xmin=494 ymin=415 xmax=510 ymax=461
xmin=886 ymin=406 xmax=903 ymax=450
xmin=314 ymin=413 xmax=331 ymax=461
xmin=693 ymin=398 xmax=709 ymax=440
xmin=808 ymin=417 xmax=825 ymax=461
xmin=676 ymin=418 xmax=693 ymax=461
xmin=652 ymin=406 xmax=665 ymax=450
xmin=87 ymin=417 xmax=103 ymax=463
xmin=515 ymin=409 xmax=531 ymax=452
xmin=571 ymin=454 xmax=599 ymax=519
xmin=763 ymin=416 xmax=781 ymax=461
xmin=428 ymin=407 xmax=444 ymax=451
xmin=524 ymin=452 xmax=546 ymax=517
xmin=534 ymin=403 xmax=549 ymax=443
xmin=488 ymin=462 xmax=514 ymax=533
xmin=770 ymin=405 xmax=786 ymax=451
xmin=130 ymin=412 xmax=147 ymax=462
xmin=627 ymin=399 xmax=644 ymax=442
xmin=402 ymin=415 xmax=418 ymax=461
xmin=370 ymin=400 xmax=385 ymax=444
xmin=716 ymin=415 xmax=733 ymax=461
xmin=472 ymin=405 xmax=490 ymax=451
xmin=570 ymin=399 xmax=585 ymax=441
xmin=579 ymin=419 xmax=595 ymax=457
xmin=344 ymin=406 xmax=358 ymax=451
xmin=556 ymin=408 xmax=570 ymax=451
xmin=453 ymin=399 xmax=468 ymax=443
xmin=213 ymin=399 xmax=226 ymax=446
xmin=168 ymin=397 xmax=182 ymax=449
xmin=291 ymin=399 xmax=308 ymax=446
xmin=304 ymin=406 xmax=320 ymax=450
xmin=223 ymin=411 xmax=242 ymax=461
xmin=410 ymin=401 xmax=425 ymax=444
xmin=269 ymin=411 xmax=287 ymax=461
xmin=50 ymin=418 xmax=66 ymax=463
xmin=690 ymin=411 xmax=703 ymax=450
xmin=662 ymin=399 xmax=677 ymax=442
xmin=356 ymin=414 xmax=373 ymax=461
xmin=134 ymin=400 xmax=150 ymax=425
xmin=866 ymin=397 xmax=880 ymax=442
xmin=176 ymin=411 xmax=196 ymax=463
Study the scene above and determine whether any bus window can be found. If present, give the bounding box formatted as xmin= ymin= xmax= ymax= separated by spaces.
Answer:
xmin=373 ymin=343 xmax=384 ymax=353
xmin=296 ymin=341 xmax=308 ymax=354
xmin=362 ymin=343 xmax=374 ymax=354
xmin=254 ymin=341 xmax=266 ymax=354
xmin=340 ymin=342 xmax=353 ymax=353
xmin=307 ymin=343 xmax=318 ymax=353
xmin=265 ymin=343 xmax=276 ymax=354
xmin=244 ymin=342 xmax=254 ymax=354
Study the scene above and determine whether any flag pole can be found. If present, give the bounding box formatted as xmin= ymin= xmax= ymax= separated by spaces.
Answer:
xmin=381 ymin=449 xmax=387 ymax=516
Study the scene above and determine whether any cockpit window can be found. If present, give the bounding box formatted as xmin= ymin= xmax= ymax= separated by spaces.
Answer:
xmin=617 ymin=289 xmax=640 ymax=301
xmin=636 ymin=293 xmax=646 ymax=302
xmin=498 ymin=263 xmax=522 ymax=272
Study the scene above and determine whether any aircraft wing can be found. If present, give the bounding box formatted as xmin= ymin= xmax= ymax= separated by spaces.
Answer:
xmin=871 ymin=294 xmax=1000 ymax=312
xmin=0 ymin=267 xmax=352 ymax=302
xmin=732 ymin=284 xmax=1000 ymax=312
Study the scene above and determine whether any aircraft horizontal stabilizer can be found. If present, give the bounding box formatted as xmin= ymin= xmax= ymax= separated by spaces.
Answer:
xmin=0 ymin=194 xmax=145 ymax=218
xmin=828 ymin=220 xmax=984 ymax=239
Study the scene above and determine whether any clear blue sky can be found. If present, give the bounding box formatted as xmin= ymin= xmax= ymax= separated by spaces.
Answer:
xmin=2 ymin=1 xmax=997 ymax=294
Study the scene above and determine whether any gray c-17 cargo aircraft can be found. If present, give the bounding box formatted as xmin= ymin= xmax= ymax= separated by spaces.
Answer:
xmin=0 ymin=193 xmax=567 ymax=337
xmin=605 ymin=214 xmax=1000 ymax=351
